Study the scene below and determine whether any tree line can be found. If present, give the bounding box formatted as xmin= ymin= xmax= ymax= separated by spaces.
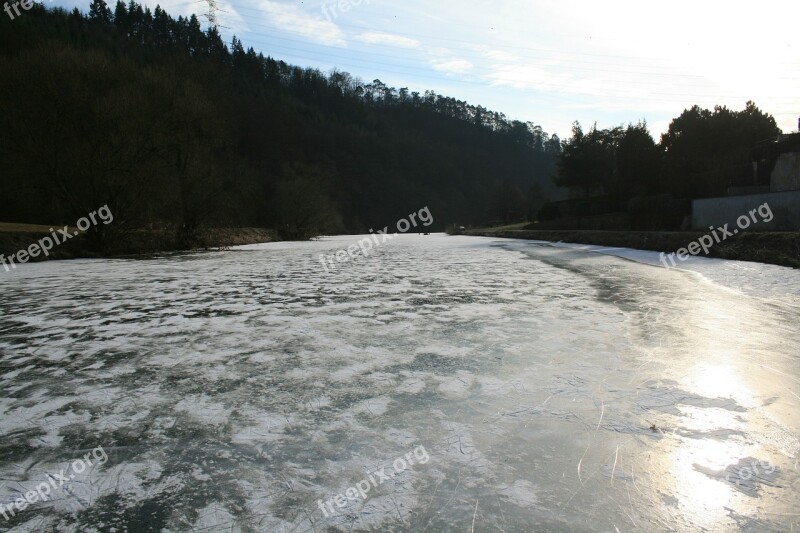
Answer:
xmin=551 ymin=103 xmax=781 ymax=226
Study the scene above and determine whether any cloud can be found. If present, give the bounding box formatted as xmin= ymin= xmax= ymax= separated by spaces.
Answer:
xmin=485 ymin=63 xmax=572 ymax=92
xmin=484 ymin=61 xmax=709 ymax=107
xmin=483 ymin=49 xmax=520 ymax=63
xmin=356 ymin=31 xmax=421 ymax=49
xmin=257 ymin=0 xmax=346 ymax=46
xmin=430 ymin=59 xmax=473 ymax=75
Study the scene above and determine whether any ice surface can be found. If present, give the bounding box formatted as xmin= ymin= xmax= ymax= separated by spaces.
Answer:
xmin=0 ymin=234 xmax=798 ymax=531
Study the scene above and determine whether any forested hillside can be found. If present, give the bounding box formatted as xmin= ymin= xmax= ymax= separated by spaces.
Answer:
xmin=0 ymin=1 xmax=562 ymax=242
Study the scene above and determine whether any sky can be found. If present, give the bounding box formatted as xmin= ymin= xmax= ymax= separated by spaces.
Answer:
xmin=55 ymin=0 xmax=800 ymax=139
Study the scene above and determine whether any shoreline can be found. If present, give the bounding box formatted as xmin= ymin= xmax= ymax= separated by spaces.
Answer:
xmin=4 ymin=223 xmax=798 ymax=271
xmin=0 ymin=226 xmax=279 ymax=265
xmin=462 ymin=228 xmax=800 ymax=269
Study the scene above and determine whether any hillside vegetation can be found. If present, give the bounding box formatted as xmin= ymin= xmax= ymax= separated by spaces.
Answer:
xmin=0 ymin=1 xmax=561 ymax=246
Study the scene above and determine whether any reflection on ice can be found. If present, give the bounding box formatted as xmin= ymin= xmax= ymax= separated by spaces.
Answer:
xmin=683 ymin=364 xmax=755 ymax=409
xmin=0 ymin=235 xmax=798 ymax=531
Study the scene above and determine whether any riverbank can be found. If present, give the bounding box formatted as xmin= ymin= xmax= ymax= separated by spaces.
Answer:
xmin=461 ymin=226 xmax=800 ymax=269
xmin=0 ymin=224 xmax=278 ymax=263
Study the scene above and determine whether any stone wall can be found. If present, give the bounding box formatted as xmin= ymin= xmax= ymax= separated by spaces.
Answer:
xmin=771 ymin=152 xmax=800 ymax=192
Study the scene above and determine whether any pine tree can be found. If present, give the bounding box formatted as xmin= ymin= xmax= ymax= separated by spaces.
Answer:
xmin=89 ymin=0 xmax=112 ymax=24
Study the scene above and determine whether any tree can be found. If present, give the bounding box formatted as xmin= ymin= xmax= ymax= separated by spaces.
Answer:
xmin=273 ymin=164 xmax=344 ymax=239
xmin=555 ymin=122 xmax=620 ymax=198
xmin=616 ymin=121 xmax=661 ymax=199
xmin=660 ymin=102 xmax=780 ymax=198
xmin=488 ymin=179 xmax=525 ymax=223
xmin=89 ymin=0 xmax=112 ymax=23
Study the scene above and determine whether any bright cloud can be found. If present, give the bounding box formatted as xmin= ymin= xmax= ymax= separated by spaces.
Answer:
xmin=257 ymin=0 xmax=346 ymax=46
xmin=486 ymin=63 xmax=570 ymax=92
xmin=356 ymin=31 xmax=421 ymax=49
xmin=431 ymin=59 xmax=473 ymax=75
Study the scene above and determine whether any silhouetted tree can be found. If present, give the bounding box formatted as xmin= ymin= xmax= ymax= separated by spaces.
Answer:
xmin=660 ymin=102 xmax=780 ymax=197
xmin=88 ymin=0 xmax=112 ymax=24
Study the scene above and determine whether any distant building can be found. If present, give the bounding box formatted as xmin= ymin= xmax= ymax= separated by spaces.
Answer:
xmin=692 ymin=132 xmax=800 ymax=231
xmin=751 ymin=133 xmax=800 ymax=193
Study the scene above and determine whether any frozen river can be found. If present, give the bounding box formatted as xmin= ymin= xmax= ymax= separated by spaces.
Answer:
xmin=1 ymin=234 xmax=799 ymax=531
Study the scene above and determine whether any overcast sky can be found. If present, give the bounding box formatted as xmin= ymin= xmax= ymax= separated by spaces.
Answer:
xmin=57 ymin=0 xmax=800 ymax=138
